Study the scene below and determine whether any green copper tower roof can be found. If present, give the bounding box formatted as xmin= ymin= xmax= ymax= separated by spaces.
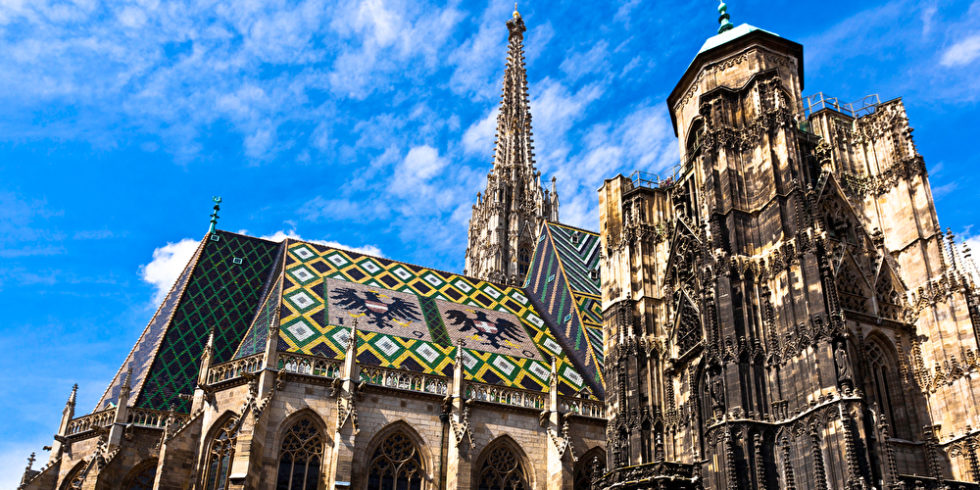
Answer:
xmin=697 ymin=1 xmax=779 ymax=55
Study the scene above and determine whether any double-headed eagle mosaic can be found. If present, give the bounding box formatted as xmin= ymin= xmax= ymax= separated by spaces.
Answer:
xmin=445 ymin=309 xmax=522 ymax=350
xmin=331 ymin=287 xmax=421 ymax=330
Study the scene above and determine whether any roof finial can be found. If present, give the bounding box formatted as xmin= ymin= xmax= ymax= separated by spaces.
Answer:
xmin=208 ymin=196 xmax=222 ymax=233
xmin=67 ymin=383 xmax=78 ymax=406
xmin=717 ymin=0 xmax=734 ymax=34
xmin=513 ymin=2 xmax=520 ymax=18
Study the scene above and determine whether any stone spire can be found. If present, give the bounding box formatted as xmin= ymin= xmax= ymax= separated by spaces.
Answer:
xmin=464 ymin=6 xmax=558 ymax=285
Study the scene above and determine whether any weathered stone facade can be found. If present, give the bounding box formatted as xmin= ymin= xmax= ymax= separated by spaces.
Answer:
xmin=597 ymin=16 xmax=980 ymax=490
xmin=463 ymin=9 xmax=559 ymax=286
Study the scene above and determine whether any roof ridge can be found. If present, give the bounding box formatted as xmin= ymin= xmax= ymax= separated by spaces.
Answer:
xmin=294 ymin=237 xmax=516 ymax=291
xmin=93 ymin=232 xmax=210 ymax=413
xmin=231 ymin=243 xmax=287 ymax=360
xmin=546 ymin=220 xmax=599 ymax=236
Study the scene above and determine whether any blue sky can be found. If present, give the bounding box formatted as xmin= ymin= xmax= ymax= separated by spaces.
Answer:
xmin=2 ymin=0 xmax=980 ymax=482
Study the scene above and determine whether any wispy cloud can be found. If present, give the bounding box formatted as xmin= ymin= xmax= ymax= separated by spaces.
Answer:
xmin=258 ymin=230 xmax=384 ymax=257
xmin=941 ymin=33 xmax=980 ymax=67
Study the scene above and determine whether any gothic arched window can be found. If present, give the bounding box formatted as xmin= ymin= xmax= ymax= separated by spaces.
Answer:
xmin=477 ymin=442 xmax=530 ymax=490
xmin=574 ymin=448 xmax=606 ymax=490
xmin=123 ymin=460 xmax=157 ymax=490
xmin=518 ymin=245 xmax=532 ymax=277
xmin=367 ymin=431 xmax=425 ymax=490
xmin=203 ymin=417 xmax=237 ymax=490
xmin=865 ymin=340 xmax=910 ymax=439
xmin=276 ymin=416 xmax=324 ymax=490
xmin=685 ymin=119 xmax=705 ymax=161
xmin=60 ymin=463 xmax=84 ymax=490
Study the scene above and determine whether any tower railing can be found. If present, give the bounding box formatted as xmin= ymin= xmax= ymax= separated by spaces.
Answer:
xmin=802 ymin=92 xmax=881 ymax=119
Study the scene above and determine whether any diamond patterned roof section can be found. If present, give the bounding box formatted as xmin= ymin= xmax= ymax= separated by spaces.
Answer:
xmin=94 ymin=235 xmax=207 ymax=412
xmin=544 ymin=222 xmax=601 ymax=296
xmin=135 ymin=231 xmax=281 ymax=412
xmin=277 ymin=240 xmax=590 ymax=396
xmin=524 ymin=230 xmax=604 ymax=395
xmin=232 ymin=256 xmax=286 ymax=360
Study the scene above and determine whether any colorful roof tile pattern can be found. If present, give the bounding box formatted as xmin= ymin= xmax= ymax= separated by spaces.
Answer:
xmin=524 ymin=223 xmax=605 ymax=395
xmin=544 ymin=222 xmax=601 ymax=296
xmin=94 ymin=236 xmax=206 ymax=411
xmin=134 ymin=232 xmax=281 ymax=411
xmin=232 ymin=261 xmax=286 ymax=360
xmin=271 ymin=240 xmax=588 ymax=395
xmin=96 ymin=227 xmax=609 ymax=417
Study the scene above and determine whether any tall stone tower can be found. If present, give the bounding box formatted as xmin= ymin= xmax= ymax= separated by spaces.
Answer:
xmin=464 ymin=7 xmax=559 ymax=285
xmin=598 ymin=3 xmax=980 ymax=489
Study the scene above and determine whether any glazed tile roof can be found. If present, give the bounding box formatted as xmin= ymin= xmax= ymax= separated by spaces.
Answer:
xmin=96 ymin=231 xmax=283 ymax=412
xmin=544 ymin=222 xmax=601 ymax=296
xmin=261 ymin=240 xmax=591 ymax=395
xmin=523 ymin=222 xmax=605 ymax=395
xmin=95 ymin=227 xmax=608 ymax=417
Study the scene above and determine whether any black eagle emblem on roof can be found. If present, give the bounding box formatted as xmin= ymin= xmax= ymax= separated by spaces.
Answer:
xmin=330 ymin=287 xmax=421 ymax=330
xmin=445 ymin=309 xmax=522 ymax=350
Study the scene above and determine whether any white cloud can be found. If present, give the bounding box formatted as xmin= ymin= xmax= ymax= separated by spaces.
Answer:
xmin=140 ymin=238 xmax=199 ymax=304
xmin=0 ymin=0 xmax=463 ymax=157
xmin=462 ymin=110 xmax=496 ymax=156
xmin=391 ymin=145 xmax=448 ymax=199
xmin=259 ymin=229 xmax=383 ymax=257
xmin=941 ymin=34 xmax=980 ymax=67
xmin=530 ymin=78 xmax=604 ymax=171
xmin=559 ymin=41 xmax=609 ymax=82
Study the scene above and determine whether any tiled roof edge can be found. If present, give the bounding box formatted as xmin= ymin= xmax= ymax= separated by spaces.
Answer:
xmin=93 ymin=232 xmax=210 ymax=413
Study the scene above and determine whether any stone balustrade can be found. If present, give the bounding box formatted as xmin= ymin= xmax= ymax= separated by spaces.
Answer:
xmin=278 ymin=353 xmax=342 ymax=378
xmin=465 ymin=382 xmax=545 ymax=409
xmin=206 ymin=353 xmax=265 ymax=384
xmin=202 ymin=351 xmax=600 ymax=417
xmin=66 ymin=408 xmax=116 ymax=435
xmin=559 ymin=396 xmax=604 ymax=418
xmin=126 ymin=407 xmax=187 ymax=428
xmin=359 ymin=366 xmax=448 ymax=395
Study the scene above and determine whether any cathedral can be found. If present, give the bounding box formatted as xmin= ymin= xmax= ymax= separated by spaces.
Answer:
xmin=17 ymin=3 xmax=980 ymax=490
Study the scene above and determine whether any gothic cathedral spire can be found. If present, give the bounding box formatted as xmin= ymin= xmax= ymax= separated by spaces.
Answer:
xmin=463 ymin=7 xmax=558 ymax=285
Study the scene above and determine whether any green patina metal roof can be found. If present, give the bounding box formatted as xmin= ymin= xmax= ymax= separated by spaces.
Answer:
xmin=697 ymin=23 xmax=780 ymax=55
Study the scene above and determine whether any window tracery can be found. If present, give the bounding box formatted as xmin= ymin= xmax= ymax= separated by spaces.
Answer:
xmin=123 ymin=460 xmax=157 ymax=490
xmin=60 ymin=464 xmax=84 ymax=490
xmin=573 ymin=450 xmax=606 ymax=490
xmin=203 ymin=417 xmax=237 ymax=490
xmin=477 ymin=443 xmax=529 ymax=490
xmin=367 ymin=431 xmax=424 ymax=490
xmin=276 ymin=416 xmax=324 ymax=490
xmin=865 ymin=340 xmax=911 ymax=440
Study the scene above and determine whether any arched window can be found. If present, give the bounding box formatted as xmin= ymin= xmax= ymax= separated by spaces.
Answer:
xmin=367 ymin=431 xmax=424 ymax=490
xmin=865 ymin=340 xmax=910 ymax=439
xmin=685 ymin=119 xmax=705 ymax=161
xmin=123 ymin=460 xmax=157 ymax=490
xmin=203 ymin=417 xmax=237 ymax=490
xmin=60 ymin=463 xmax=85 ymax=490
xmin=518 ymin=245 xmax=532 ymax=277
xmin=477 ymin=442 xmax=530 ymax=490
xmin=574 ymin=448 xmax=606 ymax=490
xmin=276 ymin=416 xmax=324 ymax=490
